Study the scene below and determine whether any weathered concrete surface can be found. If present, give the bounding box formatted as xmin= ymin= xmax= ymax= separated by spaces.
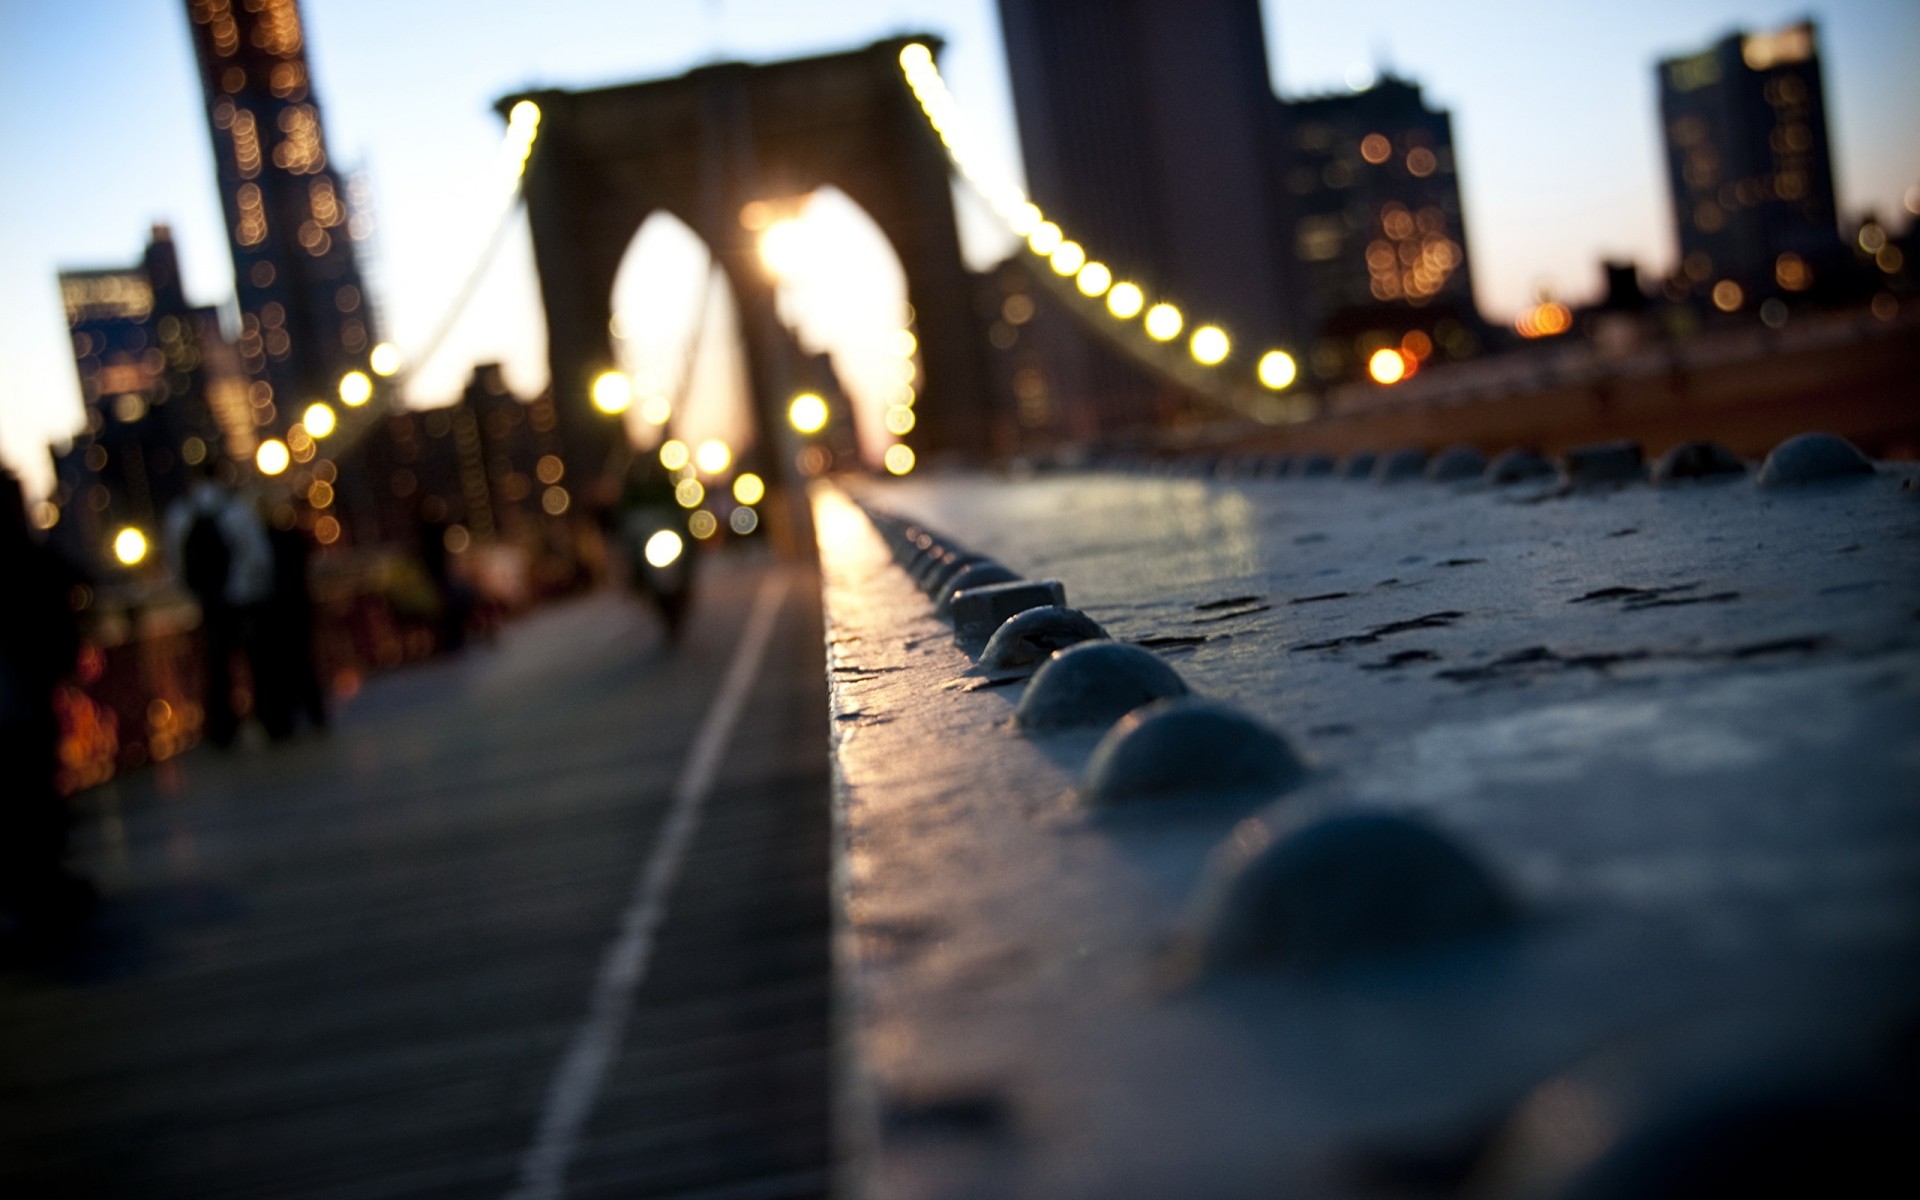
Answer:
xmin=815 ymin=465 xmax=1920 ymax=1198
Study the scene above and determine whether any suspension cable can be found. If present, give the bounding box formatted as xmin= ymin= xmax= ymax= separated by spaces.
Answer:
xmin=895 ymin=43 xmax=1313 ymax=424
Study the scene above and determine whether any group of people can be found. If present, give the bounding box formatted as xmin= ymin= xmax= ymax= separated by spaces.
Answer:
xmin=2 ymin=463 xmax=334 ymax=946
xmin=165 ymin=464 xmax=327 ymax=747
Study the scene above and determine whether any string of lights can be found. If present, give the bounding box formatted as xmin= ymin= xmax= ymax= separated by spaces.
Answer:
xmin=896 ymin=43 xmax=1310 ymax=421
xmin=277 ymin=99 xmax=541 ymax=480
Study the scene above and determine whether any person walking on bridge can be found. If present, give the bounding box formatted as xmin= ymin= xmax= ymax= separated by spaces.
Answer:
xmin=165 ymin=463 xmax=273 ymax=748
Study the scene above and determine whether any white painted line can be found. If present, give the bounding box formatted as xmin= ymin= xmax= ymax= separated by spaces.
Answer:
xmin=509 ymin=571 xmax=793 ymax=1200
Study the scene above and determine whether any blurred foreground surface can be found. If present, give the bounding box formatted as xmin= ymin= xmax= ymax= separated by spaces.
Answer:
xmin=2 ymin=557 xmax=831 ymax=1199
xmin=820 ymin=467 xmax=1920 ymax=1198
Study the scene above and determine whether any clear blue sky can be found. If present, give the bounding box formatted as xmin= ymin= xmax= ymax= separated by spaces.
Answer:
xmin=2 ymin=0 xmax=1915 ymax=493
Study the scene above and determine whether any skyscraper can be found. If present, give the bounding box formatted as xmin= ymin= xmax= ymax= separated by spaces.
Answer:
xmin=997 ymin=0 xmax=1297 ymax=425
xmin=998 ymin=0 xmax=1293 ymax=343
xmin=1658 ymin=20 xmax=1840 ymax=304
xmin=52 ymin=227 xmax=254 ymax=569
xmin=1280 ymin=77 xmax=1480 ymax=380
xmin=996 ymin=0 xmax=1484 ymax=401
xmin=182 ymin=0 xmax=378 ymax=435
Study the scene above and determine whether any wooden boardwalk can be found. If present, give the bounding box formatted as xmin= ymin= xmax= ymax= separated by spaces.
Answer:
xmin=1 ymin=557 xmax=833 ymax=1199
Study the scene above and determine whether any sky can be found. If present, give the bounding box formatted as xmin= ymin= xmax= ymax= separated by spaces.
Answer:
xmin=1 ymin=0 xmax=1916 ymax=495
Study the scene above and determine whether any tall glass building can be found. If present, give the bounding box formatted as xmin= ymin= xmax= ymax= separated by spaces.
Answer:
xmin=182 ymin=0 xmax=378 ymax=438
xmin=1658 ymin=20 xmax=1840 ymax=303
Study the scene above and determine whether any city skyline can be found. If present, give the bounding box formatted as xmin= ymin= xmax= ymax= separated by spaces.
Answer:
xmin=2 ymin=0 xmax=1916 ymax=494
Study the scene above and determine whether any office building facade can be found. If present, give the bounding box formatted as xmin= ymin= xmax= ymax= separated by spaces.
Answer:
xmin=1658 ymin=20 xmax=1840 ymax=302
xmin=52 ymin=227 xmax=255 ymax=569
xmin=996 ymin=0 xmax=1484 ymax=399
xmin=1281 ymin=77 xmax=1480 ymax=380
xmin=182 ymin=0 xmax=378 ymax=432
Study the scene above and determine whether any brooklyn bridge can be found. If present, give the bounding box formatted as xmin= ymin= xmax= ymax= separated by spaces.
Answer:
xmin=4 ymin=5 xmax=1918 ymax=1198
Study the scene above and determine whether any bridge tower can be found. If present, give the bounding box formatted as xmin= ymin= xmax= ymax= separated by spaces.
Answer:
xmin=503 ymin=37 xmax=994 ymax=499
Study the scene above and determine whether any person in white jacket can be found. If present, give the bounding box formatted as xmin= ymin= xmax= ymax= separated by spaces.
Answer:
xmin=165 ymin=465 xmax=274 ymax=747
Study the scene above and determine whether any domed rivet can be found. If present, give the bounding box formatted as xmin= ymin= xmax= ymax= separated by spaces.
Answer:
xmin=1755 ymin=432 xmax=1875 ymax=487
xmin=935 ymin=561 xmax=1019 ymax=618
xmin=951 ymin=580 xmax=1067 ymax=652
xmin=1651 ymin=440 xmax=1746 ymax=484
xmin=922 ymin=551 xmax=987 ymax=596
xmin=1560 ymin=440 xmax=1645 ymax=486
xmin=1484 ymin=448 xmax=1555 ymax=484
xmin=979 ymin=605 xmax=1108 ymax=673
xmin=1083 ymin=698 xmax=1306 ymax=807
xmin=905 ymin=541 xmax=945 ymax=580
xmin=1425 ymin=444 xmax=1487 ymax=482
xmin=1014 ymin=641 xmax=1189 ymax=731
xmin=1193 ymin=810 xmax=1514 ymax=973
xmin=1373 ymin=447 xmax=1428 ymax=482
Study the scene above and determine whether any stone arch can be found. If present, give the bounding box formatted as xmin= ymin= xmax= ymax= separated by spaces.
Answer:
xmin=503 ymin=36 xmax=992 ymax=490
xmin=607 ymin=209 xmax=754 ymax=460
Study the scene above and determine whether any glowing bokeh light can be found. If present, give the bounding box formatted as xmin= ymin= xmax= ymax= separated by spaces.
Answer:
xmin=644 ymin=529 xmax=685 ymax=567
xmin=1368 ymin=348 xmax=1408 ymax=385
xmin=788 ymin=392 xmax=829 ymax=434
xmin=590 ymin=371 xmax=633 ymax=414
xmin=338 ymin=370 xmax=372 ymax=407
xmin=1076 ymin=262 xmax=1112 ymax=297
xmin=732 ymin=472 xmax=766 ymax=506
xmin=759 ymin=219 xmax=809 ymax=278
xmin=1107 ymin=282 xmax=1145 ymax=319
xmin=730 ymin=506 xmax=759 ymax=535
xmin=113 ymin=527 xmax=149 ymax=566
xmin=1144 ymin=303 xmax=1183 ymax=341
xmin=368 ymin=342 xmax=402 ymax=377
xmin=1189 ymin=325 xmax=1229 ymax=365
xmin=303 ymin=402 xmax=337 ymax=438
xmin=675 ymin=478 xmax=705 ymax=508
xmin=1050 ymin=240 xmax=1086 ymax=276
xmin=1515 ymin=302 xmax=1573 ymax=338
xmin=884 ymin=444 xmax=916 ymax=475
xmin=1257 ymin=350 xmax=1298 ymax=390
xmin=1711 ymin=280 xmax=1744 ymax=312
xmin=1027 ymin=221 xmax=1064 ymax=256
xmin=255 ymin=438 xmax=291 ymax=475
xmin=638 ymin=394 xmax=672 ymax=426
xmin=689 ymin=510 xmax=719 ymax=539
xmin=659 ymin=439 xmax=690 ymax=471
xmin=695 ymin=439 xmax=732 ymax=476
xmin=884 ymin=405 xmax=916 ymax=436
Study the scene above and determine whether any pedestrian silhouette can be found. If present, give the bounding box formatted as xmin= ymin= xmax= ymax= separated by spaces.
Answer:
xmin=0 ymin=468 xmax=91 ymax=943
xmin=165 ymin=463 xmax=273 ymax=747
xmin=257 ymin=507 xmax=328 ymax=738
